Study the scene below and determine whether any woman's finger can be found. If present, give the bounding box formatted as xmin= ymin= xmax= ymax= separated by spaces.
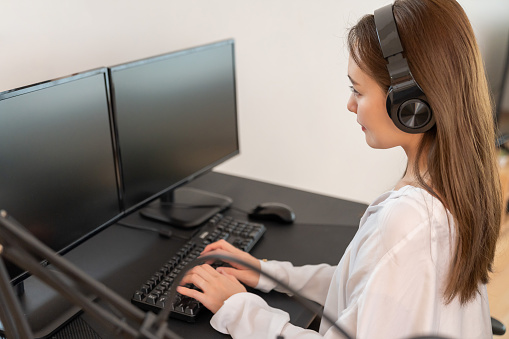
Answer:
xmin=176 ymin=285 xmax=203 ymax=301
xmin=200 ymin=249 xmax=246 ymax=269
xmin=202 ymin=239 xmax=238 ymax=254
xmin=179 ymin=264 xmax=216 ymax=290
xmin=217 ymin=266 xmax=259 ymax=288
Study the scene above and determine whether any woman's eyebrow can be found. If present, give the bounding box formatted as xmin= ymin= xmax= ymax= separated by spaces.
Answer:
xmin=348 ymin=75 xmax=359 ymax=86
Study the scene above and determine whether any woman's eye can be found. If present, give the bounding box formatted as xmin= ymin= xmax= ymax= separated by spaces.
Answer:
xmin=349 ymin=86 xmax=360 ymax=96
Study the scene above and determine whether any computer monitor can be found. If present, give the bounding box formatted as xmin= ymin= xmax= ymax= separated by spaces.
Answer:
xmin=0 ymin=68 xmax=121 ymax=286
xmin=109 ymin=40 xmax=239 ymax=227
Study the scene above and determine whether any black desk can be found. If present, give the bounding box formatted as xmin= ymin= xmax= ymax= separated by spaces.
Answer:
xmin=24 ymin=172 xmax=368 ymax=339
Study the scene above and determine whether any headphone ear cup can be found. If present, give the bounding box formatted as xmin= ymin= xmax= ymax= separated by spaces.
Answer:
xmin=399 ymin=99 xmax=433 ymax=129
xmin=386 ymin=87 xmax=397 ymax=125
xmin=386 ymin=87 xmax=435 ymax=134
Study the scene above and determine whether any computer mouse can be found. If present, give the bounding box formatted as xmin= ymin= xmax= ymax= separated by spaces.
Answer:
xmin=248 ymin=202 xmax=296 ymax=224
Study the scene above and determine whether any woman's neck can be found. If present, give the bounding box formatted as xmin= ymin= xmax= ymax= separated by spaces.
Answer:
xmin=394 ymin=170 xmax=422 ymax=190
xmin=394 ymin=143 xmax=429 ymax=190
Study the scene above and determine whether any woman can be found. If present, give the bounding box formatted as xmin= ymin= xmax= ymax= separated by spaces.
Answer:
xmin=177 ymin=0 xmax=502 ymax=338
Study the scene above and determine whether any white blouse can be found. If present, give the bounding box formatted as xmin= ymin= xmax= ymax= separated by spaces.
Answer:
xmin=210 ymin=186 xmax=492 ymax=339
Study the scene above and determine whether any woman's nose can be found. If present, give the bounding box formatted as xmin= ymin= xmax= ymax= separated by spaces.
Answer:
xmin=347 ymin=94 xmax=357 ymax=114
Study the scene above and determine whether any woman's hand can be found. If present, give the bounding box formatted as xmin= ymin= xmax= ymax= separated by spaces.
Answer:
xmin=176 ymin=264 xmax=246 ymax=314
xmin=200 ymin=239 xmax=261 ymax=288
xmin=176 ymin=240 xmax=263 ymax=314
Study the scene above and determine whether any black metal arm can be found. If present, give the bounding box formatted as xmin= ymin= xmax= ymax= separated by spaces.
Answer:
xmin=0 ymin=210 xmax=182 ymax=339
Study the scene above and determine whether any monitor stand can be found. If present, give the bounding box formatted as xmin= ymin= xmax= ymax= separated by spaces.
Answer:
xmin=139 ymin=187 xmax=232 ymax=228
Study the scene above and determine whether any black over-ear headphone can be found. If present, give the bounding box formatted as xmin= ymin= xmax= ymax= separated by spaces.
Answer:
xmin=373 ymin=4 xmax=435 ymax=134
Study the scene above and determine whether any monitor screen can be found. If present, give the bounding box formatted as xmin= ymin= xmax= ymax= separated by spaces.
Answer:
xmin=0 ymin=68 xmax=121 ymax=284
xmin=109 ymin=40 xmax=239 ymax=218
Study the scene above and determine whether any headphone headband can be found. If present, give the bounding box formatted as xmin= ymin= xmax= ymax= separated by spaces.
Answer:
xmin=373 ymin=4 xmax=435 ymax=134
xmin=374 ymin=4 xmax=404 ymax=58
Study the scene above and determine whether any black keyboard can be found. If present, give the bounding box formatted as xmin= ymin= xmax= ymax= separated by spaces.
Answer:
xmin=130 ymin=213 xmax=266 ymax=322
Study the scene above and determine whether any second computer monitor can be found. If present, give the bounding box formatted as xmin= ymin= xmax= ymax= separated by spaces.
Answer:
xmin=0 ymin=68 xmax=121 ymax=285
xmin=109 ymin=40 xmax=239 ymax=225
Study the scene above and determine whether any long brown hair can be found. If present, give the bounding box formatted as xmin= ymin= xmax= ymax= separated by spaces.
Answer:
xmin=347 ymin=0 xmax=503 ymax=304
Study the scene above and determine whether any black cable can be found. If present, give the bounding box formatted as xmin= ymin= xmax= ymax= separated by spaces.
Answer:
xmin=162 ymin=253 xmax=354 ymax=339
xmin=161 ymin=254 xmax=452 ymax=339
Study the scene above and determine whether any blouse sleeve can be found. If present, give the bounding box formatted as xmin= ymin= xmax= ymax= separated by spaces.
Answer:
xmin=210 ymin=292 xmax=343 ymax=339
xmin=256 ymin=260 xmax=337 ymax=305
xmin=210 ymin=260 xmax=339 ymax=339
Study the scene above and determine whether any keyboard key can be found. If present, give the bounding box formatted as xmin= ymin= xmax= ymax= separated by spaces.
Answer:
xmin=156 ymin=296 xmax=167 ymax=308
xmin=140 ymin=284 xmax=151 ymax=294
xmin=175 ymin=303 xmax=185 ymax=313
xmin=132 ymin=291 xmax=144 ymax=301
xmin=146 ymin=294 xmax=158 ymax=305
xmin=185 ymin=301 xmax=200 ymax=315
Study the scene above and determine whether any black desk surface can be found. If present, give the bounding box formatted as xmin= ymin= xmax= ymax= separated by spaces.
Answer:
xmin=22 ymin=172 xmax=368 ymax=339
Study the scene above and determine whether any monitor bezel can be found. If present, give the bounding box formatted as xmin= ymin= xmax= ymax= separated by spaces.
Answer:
xmin=0 ymin=67 xmax=124 ymax=286
xmin=108 ymin=39 xmax=240 ymax=216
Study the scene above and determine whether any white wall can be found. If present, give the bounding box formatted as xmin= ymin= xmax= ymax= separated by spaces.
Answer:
xmin=1 ymin=0 xmax=508 ymax=204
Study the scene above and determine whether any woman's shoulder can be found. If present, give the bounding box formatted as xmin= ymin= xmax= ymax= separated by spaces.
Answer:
xmin=368 ymin=185 xmax=452 ymax=250
xmin=366 ymin=185 xmax=445 ymax=217
xmin=380 ymin=185 xmax=448 ymax=217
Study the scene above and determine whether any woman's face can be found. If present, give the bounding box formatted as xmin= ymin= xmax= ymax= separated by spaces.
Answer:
xmin=347 ymin=55 xmax=419 ymax=151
